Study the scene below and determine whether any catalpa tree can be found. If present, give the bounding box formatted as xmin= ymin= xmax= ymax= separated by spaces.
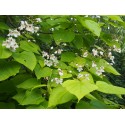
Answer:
xmin=0 ymin=15 xmax=125 ymax=109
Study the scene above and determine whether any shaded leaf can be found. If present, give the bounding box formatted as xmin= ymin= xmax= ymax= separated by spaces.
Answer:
xmin=0 ymin=61 xmax=20 ymax=81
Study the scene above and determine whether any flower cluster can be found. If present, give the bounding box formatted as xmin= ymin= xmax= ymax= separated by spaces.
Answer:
xmin=42 ymin=51 xmax=59 ymax=67
xmin=51 ymin=78 xmax=63 ymax=84
xmin=18 ymin=21 xmax=39 ymax=33
xmin=76 ymin=64 xmax=83 ymax=72
xmin=58 ymin=68 xmax=63 ymax=76
xmin=2 ymin=37 xmax=19 ymax=51
xmin=54 ymin=49 xmax=63 ymax=54
xmin=96 ymin=66 xmax=105 ymax=76
xmin=108 ymin=52 xmax=115 ymax=65
xmin=7 ymin=29 xmax=20 ymax=37
xmin=35 ymin=18 xmax=42 ymax=23
xmin=77 ymin=73 xmax=90 ymax=80
xmin=92 ymin=48 xmax=104 ymax=57
xmin=2 ymin=19 xmax=41 ymax=52
xmin=91 ymin=61 xmax=105 ymax=76
xmin=112 ymin=45 xmax=121 ymax=53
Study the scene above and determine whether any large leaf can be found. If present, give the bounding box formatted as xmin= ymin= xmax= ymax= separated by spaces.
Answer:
xmin=34 ymin=65 xmax=52 ymax=79
xmin=79 ymin=19 xmax=101 ymax=37
xmin=107 ymin=16 xmax=123 ymax=22
xmin=96 ymin=81 xmax=125 ymax=94
xmin=53 ymin=29 xmax=75 ymax=44
xmin=62 ymin=79 xmax=98 ymax=101
xmin=13 ymin=89 xmax=44 ymax=105
xmin=61 ymin=52 xmax=76 ymax=62
xmin=17 ymin=78 xmax=41 ymax=89
xmin=12 ymin=51 xmax=37 ymax=71
xmin=0 ymin=61 xmax=20 ymax=81
xmin=0 ymin=43 xmax=12 ymax=59
xmin=20 ymin=41 xmax=40 ymax=54
xmin=48 ymin=85 xmax=74 ymax=107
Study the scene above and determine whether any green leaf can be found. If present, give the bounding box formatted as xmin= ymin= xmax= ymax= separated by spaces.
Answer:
xmin=0 ymin=22 xmax=9 ymax=30
xmin=27 ymin=101 xmax=48 ymax=109
xmin=60 ymin=70 xmax=72 ymax=79
xmin=62 ymin=79 xmax=98 ymax=101
xmin=61 ymin=52 xmax=76 ymax=62
xmin=34 ymin=65 xmax=52 ymax=79
xmin=70 ymin=56 xmax=86 ymax=67
xmin=0 ymin=61 xmax=20 ymax=81
xmin=99 ymin=59 xmax=120 ymax=75
xmin=78 ymin=72 xmax=94 ymax=84
xmin=79 ymin=19 xmax=101 ymax=37
xmin=96 ymin=81 xmax=125 ymax=94
xmin=107 ymin=16 xmax=123 ymax=22
xmin=12 ymin=51 xmax=37 ymax=71
xmin=73 ymin=35 xmax=83 ymax=49
xmin=0 ymin=43 xmax=12 ymax=59
xmin=20 ymin=41 xmax=40 ymax=54
xmin=13 ymin=89 xmax=44 ymax=105
xmin=17 ymin=78 xmax=41 ymax=89
xmin=53 ymin=29 xmax=75 ymax=44
xmin=48 ymin=85 xmax=74 ymax=107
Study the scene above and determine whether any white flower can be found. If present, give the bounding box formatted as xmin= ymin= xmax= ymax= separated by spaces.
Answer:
xmin=34 ymin=26 xmax=39 ymax=33
xmin=35 ymin=18 xmax=42 ymax=22
xmin=25 ymin=24 xmax=34 ymax=33
xmin=99 ymin=51 xmax=103 ymax=56
xmin=77 ymin=65 xmax=83 ymax=72
xmin=92 ymin=61 xmax=97 ymax=67
xmin=50 ymin=54 xmax=56 ymax=61
xmin=92 ymin=49 xmax=98 ymax=56
xmin=42 ymin=51 xmax=48 ymax=57
xmin=50 ymin=28 xmax=54 ymax=31
xmin=113 ymin=45 xmax=121 ymax=53
xmin=53 ymin=59 xmax=59 ymax=66
xmin=62 ymin=43 xmax=67 ymax=46
xmin=2 ymin=37 xmax=19 ymax=51
xmin=54 ymin=78 xmax=63 ymax=84
xmin=96 ymin=66 xmax=105 ymax=76
xmin=50 ymin=46 xmax=53 ymax=49
xmin=57 ymin=49 xmax=63 ymax=54
xmin=77 ymin=73 xmax=83 ymax=79
xmin=108 ymin=52 xmax=112 ymax=57
xmin=44 ymin=60 xmax=53 ymax=67
xmin=54 ymin=51 xmax=58 ymax=54
xmin=83 ymin=51 xmax=88 ymax=57
xmin=58 ymin=69 xmax=63 ymax=76
xmin=84 ymin=74 xmax=90 ymax=80
xmin=8 ymin=29 xmax=20 ymax=37
xmin=18 ymin=21 xmax=26 ymax=30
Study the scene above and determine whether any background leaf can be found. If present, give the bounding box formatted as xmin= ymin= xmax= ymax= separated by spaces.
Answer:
xmin=0 ymin=61 xmax=20 ymax=81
